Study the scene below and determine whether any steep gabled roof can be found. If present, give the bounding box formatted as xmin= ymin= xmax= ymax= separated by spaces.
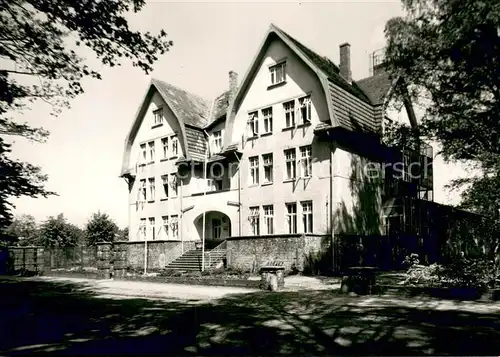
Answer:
xmin=223 ymin=23 xmax=398 ymax=149
xmin=152 ymin=79 xmax=210 ymax=127
xmin=121 ymin=79 xmax=235 ymax=176
xmin=278 ymin=28 xmax=372 ymax=104
xmin=356 ymin=71 xmax=393 ymax=106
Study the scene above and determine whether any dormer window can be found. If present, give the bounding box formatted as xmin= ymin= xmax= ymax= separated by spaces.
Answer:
xmin=211 ymin=130 xmax=223 ymax=153
xmin=153 ymin=108 xmax=163 ymax=126
xmin=269 ymin=62 xmax=286 ymax=86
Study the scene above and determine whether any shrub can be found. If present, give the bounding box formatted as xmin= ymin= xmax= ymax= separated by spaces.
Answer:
xmin=404 ymin=263 xmax=443 ymax=286
xmin=402 ymin=253 xmax=499 ymax=289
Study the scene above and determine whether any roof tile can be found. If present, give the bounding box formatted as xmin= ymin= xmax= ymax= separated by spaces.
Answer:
xmin=356 ymin=72 xmax=393 ymax=106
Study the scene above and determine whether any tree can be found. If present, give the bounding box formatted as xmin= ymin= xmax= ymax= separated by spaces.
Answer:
xmin=0 ymin=0 xmax=173 ymax=228
xmin=39 ymin=213 xmax=83 ymax=247
xmin=85 ymin=211 xmax=118 ymax=246
xmin=383 ymin=0 xmax=500 ymax=266
xmin=117 ymin=226 xmax=129 ymax=241
xmin=4 ymin=213 xmax=39 ymax=246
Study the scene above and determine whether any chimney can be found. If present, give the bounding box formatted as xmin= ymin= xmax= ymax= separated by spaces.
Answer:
xmin=339 ymin=43 xmax=352 ymax=84
xmin=229 ymin=70 xmax=238 ymax=102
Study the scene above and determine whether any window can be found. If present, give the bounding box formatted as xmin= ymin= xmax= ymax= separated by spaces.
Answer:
xmin=139 ymin=218 xmax=147 ymax=240
xmin=162 ymin=216 xmax=169 ymax=239
xmin=148 ymin=217 xmax=155 ymax=240
xmin=171 ymin=136 xmax=178 ymax=157
xmin=170 ymin=173 xmax=178 ymax=196
xmin=301 ymin=201 xmax=313 ymax=233
xmin=298 ymin=96 xmax=312 ymax=124
xmin=286 ymin=203 xmax=297 ymax=234
xmin=263 ymin=205 xmax=274 ymax=235
xmin=249 ymin=156 xmax=259 ymax=185
xmin=148 ymin=178 xmax=155 ymax=201
xmin=153 ymin=108 xmax=163 ymax=126
xmin=140 ymin=144 xmax=147 ymax=164
xmin=284 ymin=149 xmax=297 ymax=180
xmin=262 ymin=107 xmax=273 ymax=134
xmin=148 ymin=141 xmax=155 ymax=162
xmin=283 ymin=100 xmax=295 ymax=128
xmin=300 ymin=146 xmax=312 ymax=178
xmin=247 ymin=112 xmax=258 ymax=138
xmin=161 ymin=137 xmax=169 ymax=159
xmin=138 ymin=179 xmax=147 ymax=201
xmin=263 ymin=153 xmax=273 ymax=184
xmin=161 ymin=175 xmax=169 ymax=199
xmin=170 ymin=215 xmax=179 ymax=239
xmin=269 ymin=62 xmax=286 ymax=85
xmin=212 ymin=130 xmax=223 ymax=153
xmin=208 ymin=178 xmax=223 ymax=192
xmin=249 ymin=206 xmax=260 ymax=236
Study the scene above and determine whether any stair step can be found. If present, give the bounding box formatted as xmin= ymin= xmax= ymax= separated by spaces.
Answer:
xmin=172 ymin=258 xmax=201 ymax=263
xmin=168 ymin=262 xmax=201 ymax=266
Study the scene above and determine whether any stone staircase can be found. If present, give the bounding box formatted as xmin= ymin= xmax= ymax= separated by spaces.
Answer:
xmin=166 ymin=249 xmax=203 ymax=271
xmin=166 ymin=240 xmax=227 ymax=271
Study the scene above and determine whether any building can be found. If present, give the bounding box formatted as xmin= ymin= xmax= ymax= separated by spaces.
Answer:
xmin=120 ymin=24 xmax=433 ymax=250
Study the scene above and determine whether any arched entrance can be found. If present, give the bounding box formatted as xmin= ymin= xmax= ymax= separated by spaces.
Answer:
xmin=194 ymin=211 xmax=231 ymax=248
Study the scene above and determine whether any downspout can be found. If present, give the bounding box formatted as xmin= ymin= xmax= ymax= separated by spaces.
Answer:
xmin=201 ymin=129 xmax=210 ymax=272
xmin=180 ymin=175 xmax=183 ymax=254
xmin=233 ymin=151 xmax=242 ymax=236
xmin=330 ymin=139 xmax=336 ymax=273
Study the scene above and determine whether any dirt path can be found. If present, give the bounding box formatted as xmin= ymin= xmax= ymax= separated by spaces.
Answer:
xmin=33 ymin=276 xmax=258 ymax=302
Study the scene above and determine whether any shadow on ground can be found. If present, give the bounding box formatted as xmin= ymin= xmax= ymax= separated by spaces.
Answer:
xmin=1 ymin=277 xmax=499 ymax=355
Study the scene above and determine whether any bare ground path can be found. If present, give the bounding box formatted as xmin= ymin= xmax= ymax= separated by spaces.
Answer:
xmin=1 ymin=276 xmax=499 ymax=356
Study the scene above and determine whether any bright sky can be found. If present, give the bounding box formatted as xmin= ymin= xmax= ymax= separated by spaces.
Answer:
xmin=8 ymin=0 xmax=466 ymax=228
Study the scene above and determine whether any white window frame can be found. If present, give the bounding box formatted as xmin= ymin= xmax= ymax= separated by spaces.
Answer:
xmin=284 ymin=148 xmax=297 ymax=180
xmin=162 ymin=215 xmax=169 ymax=240
xmin=269 ymin=62 xmax=286 ymax=86
xmin=207 ymin=178 xmax=223 ymax=192
xmin=298 ymin=96 xmax=312 ymax=124
xmin=263 ymin=205 xmax=274 ymax=235
xmin=249 ymin=206 xmax=260 ymax=236
xmin=139 ymin=144 xmax=147 ymax=164
xmin=139 ymin=218 xmax=147 ymax=240
xmin=283 ymin=100 xmax=295 ymax=128
xmin=148 ymin=217 xmax=156 ymax=240
xmin=153 ymin=108 xmax=163 ymax=126
xmin=301 ymin=201 xmax=313 ymax=233
xmin=262 ymin=107 xmax=273 ymax=134
xmin=249 ymin=156 xmax=259 ymax=186
xmin=170 ymin=215 xmax=179 ymax=239
xmin=161 ymin=175 xmax=169 ymax=199
xmin=212 ymin=130 xmax=223 ymax=153
xmin=148 ymin=141 xmax=155 ymax=162
xmin=262 ymin=153 xmax=273 ymax=184
xmin=171 ymin=135 xmax=179 ymax=157
xmin=161 ymin=137 xmax=169 ymax=159
xmin=170 ymin=173 xmax=178 ymax=196
xmin=300 ymin=145 xmax=312 ymax=178
xmin=247 ymin=112 xmax=259 ymax=138
xmin=286 ymin=203 xmax=297 ymax=234
xmin=138 ymin=179 xmax=147 ymax=202
xmin=148 ymin=177 xmax=155 ymax=201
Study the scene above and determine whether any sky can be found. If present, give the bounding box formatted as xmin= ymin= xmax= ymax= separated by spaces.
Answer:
xmin=8 ymin=0 xmax=468 ymax=228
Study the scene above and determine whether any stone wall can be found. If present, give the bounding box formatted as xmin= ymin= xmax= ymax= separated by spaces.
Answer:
xmin=114 ymin=240 xmax=196 ymax=271
xmin=226 ymin=234 xmax=331 ymax=272
xmin=3 ymin=241 xmax=196 ymax=277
